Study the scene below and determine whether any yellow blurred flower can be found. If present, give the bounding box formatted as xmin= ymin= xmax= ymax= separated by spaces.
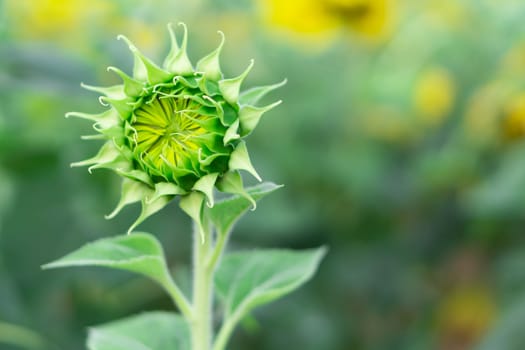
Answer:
xmin=426 ymin=0 xmax=471 ymax=30
xmin=259 ymin=0 xmax=339 ymax=46
xmin=503 ymin=92 xmax=525 ymax=139
xmin=413 ymin=67 xmax=456 ymax=127
xmin=436 ymin=286 xmax=496 ymax=349
xmin=259 ymin=0 xmax=394 ymax=47
xmin=463 ymin=83 xmax=504 ymax=143
xmin=5 ymin=0 xmax=166 ymax=58
xmin=324 ymin=0 xmax=392 ymax=38
xmin=263 ymin=0 xmax=338 ymax=35
xmin=463 ymin=41 xmax=525 ymax=143
xmin=501 ymin=42 xmax=525 ymax=76
xmin=362 ymin=106 xmax=418 ymax=144
xmin=464 ymin=79 xmax=525 ymax=144
xmin=5 ymin=0 xmax=115 ymax=43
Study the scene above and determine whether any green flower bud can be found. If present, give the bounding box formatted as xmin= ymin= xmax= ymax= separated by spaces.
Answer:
xmin=69 ymin=23 xmax=284 ymax=233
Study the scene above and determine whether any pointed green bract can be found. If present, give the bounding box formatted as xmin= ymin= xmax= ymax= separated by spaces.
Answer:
xmin=228 ymin=141 xmax=261 ymax=181
xmin=196 ymin=31 xmax=225 ymax=81
xmin=239 ymin=79 xmax=287 ymax=106
xmin=81 ymin=83 xmax=125 ymax=100
xmin=216 ymin=171 xmax=257 ymax=210
xmin=105 ymin=179 xmax=153 ymax=219
xmin=148 ymin=182 xmax=186 ymax=204
xmin=192 ymin=173 xmax=219 ymax=207
xmin=239 ymin=101 xmax=282 ymax=136
xmin=179 ymin=192 xmax=205 ymax=241
xmin=224 ymin=119 xmax=240 ymax=145
xmin=108 ymin=66 xmax=145 ymax=96
xmin=128 ymin=196 xmax=172 ymax=234
xmin=218 ymin=60 xmax=254 ymax=105
xmin=164 ymin=23 xmax=193 ymax=75
xmin=100 ymin=96 xmax=133 ymax=119
xmin=70 ymin=24 xmax=284 ymax=231
xmin=67 ymin=109 xmax=120 ymax=130
xmin=71 ymin=141 xmax=121 ymax=172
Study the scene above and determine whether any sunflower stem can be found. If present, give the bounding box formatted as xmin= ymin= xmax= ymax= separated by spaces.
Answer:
xmin=191 ymin=218 xmax=214 ymax=350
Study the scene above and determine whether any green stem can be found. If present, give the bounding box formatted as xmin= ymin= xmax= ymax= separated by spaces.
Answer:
xmin=209 ymin=230 xmax=239 ymax=350
xmin=191 ymin=222 xmax=213 ymax=350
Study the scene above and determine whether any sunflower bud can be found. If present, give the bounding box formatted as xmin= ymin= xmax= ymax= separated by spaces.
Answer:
xmin=69 ymin=23 xmax=284 ymax=233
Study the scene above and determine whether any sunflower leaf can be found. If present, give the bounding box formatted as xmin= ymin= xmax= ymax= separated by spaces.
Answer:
xmin=215 ymin=247 xmax=327 ymax=334
xmin=43 ymin=233 xmax=179 ymax=298
xmin=208 ymin=182 xmax=282 ymax=236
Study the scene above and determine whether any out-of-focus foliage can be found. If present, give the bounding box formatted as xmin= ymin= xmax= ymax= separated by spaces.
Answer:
xmin=2 ymin=0 xmax=525 ymax=349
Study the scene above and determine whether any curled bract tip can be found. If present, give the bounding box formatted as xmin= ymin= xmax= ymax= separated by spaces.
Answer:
xmin=117 ymin=34 xmax=137 ymax=50
xmin=98 ymin=96 xmax=108 ymax=106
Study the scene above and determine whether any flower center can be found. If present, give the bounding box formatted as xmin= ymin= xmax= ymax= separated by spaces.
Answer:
xmin=131 ymin=95 xmax=211 ymax=176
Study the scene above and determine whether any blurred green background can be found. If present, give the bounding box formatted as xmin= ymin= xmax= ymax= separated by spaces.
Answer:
xmin=2 ymin=0 xmax=525 ymax=349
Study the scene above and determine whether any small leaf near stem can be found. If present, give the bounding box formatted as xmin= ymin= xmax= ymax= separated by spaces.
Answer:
xmin=212 ymin=248 xmax=327 ymax=350
xmin=205 ymin=182 xmax=283 ymax=272
xmin=42 ymin=233 xmax=193 ymax=320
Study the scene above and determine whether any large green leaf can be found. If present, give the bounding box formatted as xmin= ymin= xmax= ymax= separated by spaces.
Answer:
xmin=42 ymin=233 xmax=174 ymax=292
xmin=215 ymin=247 xmax=327 ymax=321
xmin=87 ymin=312 xmax=190 ymax=350
xmin=206 ymin=182 xmax=282 ymax=235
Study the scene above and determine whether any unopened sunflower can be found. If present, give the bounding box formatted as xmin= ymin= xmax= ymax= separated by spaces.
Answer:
xmin=68 ymin=23 xmax=284 ymax=233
